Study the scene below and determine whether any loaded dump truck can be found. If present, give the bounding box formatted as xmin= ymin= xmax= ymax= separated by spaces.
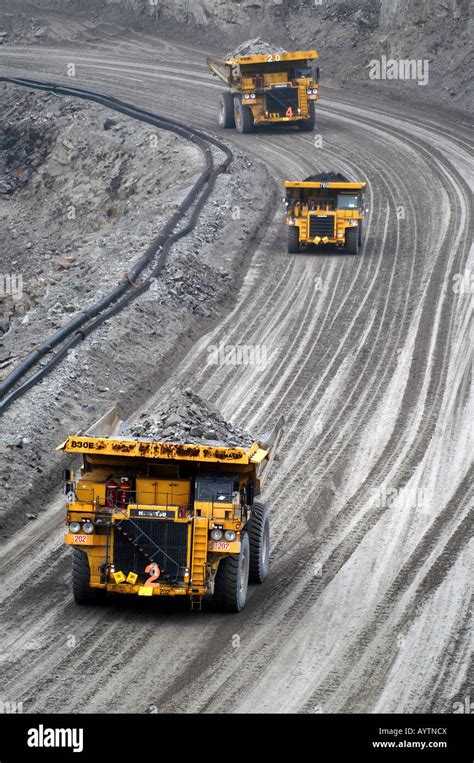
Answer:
xmin=58 ymin=401 xmax=283 ymax=612
xmin=284 ymin=174 xmax=367 ymax=254
xmin=207 ymin=42 xmax=320 ymax=133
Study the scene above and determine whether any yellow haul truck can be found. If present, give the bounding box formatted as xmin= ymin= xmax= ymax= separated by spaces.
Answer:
xmin=58 ymin=408 xmax=283 ymax=612
xmin=284 ymin=178 xmax=367 ymax=254
xmin=207 ymin=50 xmax=320 ymax=133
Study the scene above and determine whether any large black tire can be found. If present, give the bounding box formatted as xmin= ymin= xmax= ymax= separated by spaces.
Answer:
xmin=345 ymin=226 xmax=359 ymax=255
xmin=234 ymin=98 xmax=254 ymax=134
xmin=245 ymin=501 xmax=270 ymax=584
xmin=72 ymin=548 xmax=104 ymax=605
xmin=358 ymin=221 xmax=363 ymax=246
xmin=297 ymin=101 xmax=316 ymax=132
xmin=218 ymin=92 xmax=235 ymax=128
xmin=288 ymin=225 xmax=300 ymax=254
xmin=214 ymin=532 xmax=250 ymax=612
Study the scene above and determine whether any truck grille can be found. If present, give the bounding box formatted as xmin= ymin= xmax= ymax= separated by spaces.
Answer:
xmin=309 ymin=215 xmax=335 ymax=238
xmin=113 ymin=519 xmax=188 ymax=582
xmin=266 ymin=87 xmax=298 ymax=117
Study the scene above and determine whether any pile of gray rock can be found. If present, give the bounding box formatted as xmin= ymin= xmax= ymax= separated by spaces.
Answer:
xmin=0 ymin=114 xmax=56 ymax=196
xmin=226 ymin=37 xmax=287 ymax=60
xmin=122 ymin=386 xmax=255 ymax=448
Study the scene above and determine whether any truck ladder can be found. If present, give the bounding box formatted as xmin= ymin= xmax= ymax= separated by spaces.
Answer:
xmin=190 ymin=519 xmax=208 ymax=587
xmin=190 ymin=595 xmax=202 ymax=611
xmin=299 ymin=88 xmax=308 ymax=116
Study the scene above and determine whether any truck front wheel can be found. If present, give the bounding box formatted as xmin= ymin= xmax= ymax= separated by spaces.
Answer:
xmin=288 ymin=225 xmax=300 ymax=254
xmin=245 ymin=501 xmax=270 ymax=584
xmin=345 ymin=226 xmax=359 ymax=255
xmin=214 ymin=532 xmax=250 ymax=612
xmin=72 ymin=549 xmax=104 ymax=605
xmin=234 ymin=98 xmax=254 ymax=134
xmin=218 ymin=92 xmax=236 ymax=128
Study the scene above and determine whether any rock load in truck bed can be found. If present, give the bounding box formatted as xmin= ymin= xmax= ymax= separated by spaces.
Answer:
xmin=303 ymin=172 xmax=349 ymax=183
xmin=120 ymin=387 xmax=255 ymax=449
xmin=226 ymin=37 xmax=287 ymax=60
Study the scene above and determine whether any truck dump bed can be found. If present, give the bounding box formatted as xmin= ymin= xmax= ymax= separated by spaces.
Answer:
xmin=58 ymin=406 xmax=283 ymax=468
xmin=285 ymin=181 xmax=366 ymax=191
xmin=208 ymin=50 xmax=319 ymax=88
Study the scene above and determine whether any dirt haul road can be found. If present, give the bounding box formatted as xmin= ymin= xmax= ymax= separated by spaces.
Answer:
xmin=0 ymin=30 xmax=472 ymax=714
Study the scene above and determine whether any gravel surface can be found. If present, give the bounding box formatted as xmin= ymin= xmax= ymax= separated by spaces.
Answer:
xmin=0 ymin=7 xmax=471 ymax=717
xmin=0 ymin=86 xmax=202 ymax=366
xmin=0 ymin=80 xmax=275 ymax=535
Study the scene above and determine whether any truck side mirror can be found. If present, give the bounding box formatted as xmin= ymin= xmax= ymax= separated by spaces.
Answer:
xmin=246 ymin=482 xmax=254 ymax=506
xmin=63 ymin=469 xmax=74 ymax=496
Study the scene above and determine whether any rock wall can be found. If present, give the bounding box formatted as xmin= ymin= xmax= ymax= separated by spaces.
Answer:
xmin=3 ymin=0 xmax=471 ymax=104
xmin=104 ymin=0 xmax=473 ymax=102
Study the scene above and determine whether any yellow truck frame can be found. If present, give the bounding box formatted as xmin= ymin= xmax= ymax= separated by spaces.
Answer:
xmin=58 ymin=407 xmax=283 ymax=612
xmin=284 ymin=181 xmax=367 ymax=254
xmin=207 ymin=50 xmax=320 ymax=133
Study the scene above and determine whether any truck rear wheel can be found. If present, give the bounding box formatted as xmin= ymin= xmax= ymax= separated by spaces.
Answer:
xmin=358 ymin=221 xmax=363 ymax=246
xmin=345 ymin=226 xmax=359 ymax=254
xmin=288 ymin=225 xmax=300 ymax=254
xmin=218 ymin=92 xmax=236 ymax=128
xmin=234 ymin=98 xmax=254 ymax=134
xmin=72 ymin=549 xmax=104 ymax=605
xmin=214 ymin=532 xmax=250 ymax=612
xmin=297 ymin=102 xmax=316 ymax=132
xmin=245 ymin=501 xmax=270 ymax=584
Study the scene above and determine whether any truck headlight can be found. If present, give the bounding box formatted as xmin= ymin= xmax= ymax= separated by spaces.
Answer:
xmin=224 ymin=530 xmax=236 ymax=541
xmin=250 ymin=93 xmax=256 ymax=99
xmin=69 ymin=521 xmax=81 ymax=533
xmin=211 ymin=529 xmax=223 ymax=541
xmin=244 ymin=94 xmax=250 ymax=100
xmin=82 ymin=521 xmax=94 ymax=534
xmin=313 ymin=88 xmax=319 ymax=94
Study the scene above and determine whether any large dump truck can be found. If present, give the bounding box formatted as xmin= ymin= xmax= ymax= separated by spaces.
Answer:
xmin=207 ymin=49 xmax=320 ymax=133
xmin=284 ymin=178 xmax=367 ymax=254
xmin=58 ymin=407 xmax=283 ymax=612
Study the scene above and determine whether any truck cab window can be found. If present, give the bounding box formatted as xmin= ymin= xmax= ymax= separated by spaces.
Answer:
xmin=337 ymin=194 xmax=359 ymax=210
xmin=196 ymin=480 xmax=233 ymax=503
xmin=293 ymin=67 xmax=311 ymax=79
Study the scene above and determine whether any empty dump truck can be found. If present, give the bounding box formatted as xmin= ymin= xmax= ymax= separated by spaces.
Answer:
xmin=207 ymin=49 xmax=320 ymax=133
xmin=58 ymin=407 xmax=283 ymax=612
xmin=284 ymin=177 xmax=367 ymax=254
